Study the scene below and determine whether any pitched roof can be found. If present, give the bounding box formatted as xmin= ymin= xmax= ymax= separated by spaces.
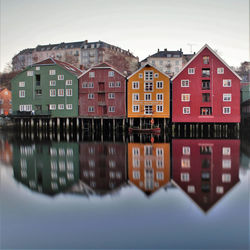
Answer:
xmin=141 ymin=49 xmax=183 ymax=62
xmin=172 ymin=44 xmax=242 ymax=81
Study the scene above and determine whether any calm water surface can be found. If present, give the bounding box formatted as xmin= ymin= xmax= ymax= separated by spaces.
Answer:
xmin=0 ymin=131 xmax=249 ymax=249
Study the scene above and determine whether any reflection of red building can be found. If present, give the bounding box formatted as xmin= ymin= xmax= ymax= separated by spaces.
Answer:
xmin=79 ymin=142 xmax=127 ymax=195
xmin=0 ymin=138 xmax=12 ymax=165
xmin=172 ymin=139 xmax=240 ymax=212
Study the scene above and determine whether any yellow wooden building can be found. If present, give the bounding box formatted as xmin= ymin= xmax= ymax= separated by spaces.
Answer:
xmin=127 ymin=64 xmax=170 ymax=126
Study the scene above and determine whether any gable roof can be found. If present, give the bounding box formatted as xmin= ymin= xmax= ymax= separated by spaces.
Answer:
xmin=78 ymin=62 xmax=125 ymax=78
xmin=172 ymin=44 xmax=242 ymax=81
xmin=141 ymin=49 xmax=183 ymax=62
xmin=127 ymin=63 xmax=170 ymax=79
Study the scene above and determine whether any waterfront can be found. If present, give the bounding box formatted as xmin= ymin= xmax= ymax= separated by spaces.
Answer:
xmin=0 ymin=131 xmax=249 ymax=249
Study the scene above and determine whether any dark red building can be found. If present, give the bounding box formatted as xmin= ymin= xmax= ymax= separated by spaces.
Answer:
xmin=78 ymin=63 xmax=126 ymax=118
xmin=172 ymin=139 xmax=240 ymax=212
xmin=172 ymin=44 xmax=241 ymax=123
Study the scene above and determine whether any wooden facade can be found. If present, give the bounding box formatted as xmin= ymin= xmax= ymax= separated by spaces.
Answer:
xmin=0 ymin=88 xmax=12 ymax=115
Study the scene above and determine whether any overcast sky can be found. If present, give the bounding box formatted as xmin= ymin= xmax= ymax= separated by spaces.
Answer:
xmin=0 ymin=0 xmax=249 ymax=72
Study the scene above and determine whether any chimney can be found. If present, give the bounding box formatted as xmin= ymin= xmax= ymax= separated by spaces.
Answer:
xmin=85 ymin=40 xmax=88 ymax=43
xmin=164 ymin=48 xmax=167 ymax=52
xmin=158 ymin=48 xmax=160 ymax=52
xmin=180 ymin=48 xmax=182 ymax=52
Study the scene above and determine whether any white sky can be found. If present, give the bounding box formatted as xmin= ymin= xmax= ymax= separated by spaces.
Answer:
xmin=0 ymin=0 xmax=249 ymax=72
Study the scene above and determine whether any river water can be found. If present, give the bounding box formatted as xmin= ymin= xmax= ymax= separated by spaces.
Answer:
xmin=0 ymin=131 xmax=249 ymax=249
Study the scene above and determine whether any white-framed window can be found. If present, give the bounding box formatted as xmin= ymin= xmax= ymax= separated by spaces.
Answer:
xmin=156 ymin=81 xmax=163 ymax=89
xmin=188 ymin=68 xmax=195 ymax=74
xmin=49 ymin=104 xmax=56 ymax=110
xmin=88 ymin=82 xmax=94 ymax=88
xmin=133 ymin=159 xmax=140 ymax=168
xmin=154 ymin=73 xmax=159 ymax=78
xmin=58 ymin=89 xmax=64 ymax=96
xmin=49 ymin=69 xmax=56 ymax=75
xmin=88 ymin=93 xmax=94 ymax=99
xmin=115 ymin=81 xmax=121 ymax=87
xmin=144 ymin=93 xmax=151 ymax=101
xmin=217 ymin=67 xmax=224 ymax=74
xmin=144 ymin=71 xmax=153 ymax=80
xmin=109 ymin=82 xmax=115 ymax=88
xmin=88 ymin=106 xmax=94 ymax=112
xmin=181 ymin=173 xmax=190 ymax=182
xmin=108 ymin=71 xmax=114 ymax=77
xmin=108 ymin=106 xmax=115 ymax=112
xmin=139 ymin=73 xmax=143 ymax=78
xmin=187 ymin=185 xmax=195 ymax=193
xmin=181 ymin=158 xmax=190 ymax=168
xmin=27 ymin=71 xmax=33 ymax=76
xmin=50 ymin=80 xmax=56 ymax=86
xmin=19 ymin=81 xmax=25 ymax=87
xmin=133 ymin=93 xmax=139 ymax=101
xmin=222 ymin=147 xmax=231 ymax=155
xmin=19 ymin=90 xmax=25 ymax=98
xmin=156 ymin=105 xmax=163 ymax=112
xmin=109 ymin=160 xmax=116 ymax=168
xmin=222 ymin=159 xmax=231 ymax=169
xmin=89 ymin=71 xmax=95 ymax=78
xmin=156 ymin=93 xmax=163 ymax=101
xmin=132 ymin=81 xmax=139 ymax=89
xmin=156 ymin=148 xmax=164 ymax=156
xmin=223 ymin=107 xmax=231 ymax=114
xmin=66 ymin=104 xmax=72 ymax=110
xmin=144 ymin=105 xmax=153 ymax=114
xmin=183 ymin=107 xmax=190 ymax=114
xmin=58 ymin=75 xmax=64 ymax=80
xmin=181 ymin=94 xmax=190 ymax=102
xmin=216 ymin=186 xmax=224 ymax=194
xmin=157 ymin=159 xmax=164 ymax=168
xmin=50 ymin=89 xmax=56 ymax=97
xmin=132 ymin=105 xmax=139 ymax=112
xmin=108 ymin=93 xmax=115 ymax=99
xmin=82 ymin=82 xmax=88 ymax=88
xmin=36 ymin=67 xmax=40 ymax=70
xmin=144 ymin=159 xmax=152 ymax=167
xmin=222 ymin=173 xmax=231 ymax=183
xmin=223 ymin=79 xmax=232 ymax=87
xmin=223 ymin=94 xmax=231 ymax=102
xmin=133 ymin=170 xmax=140 ymax=179
xmin=182 ymin=146 xmax=190 ymax=155
xmin=181 ymin=80 xmax=189 ymax=87
xmin=58 ymin=104 xmax=64 ymax=110
xmin=19 ymin=104 xmax=32 ymax=111
xmin=66 ymin=89 xmax=72 ymax=96
xmin=144 ymin=82 xmax=153 ymax=91
xmin=66 ymin=80 xmax=72 ymax=85
xmin=156 ymin=171 xmax=164 ymax=180
xmin=132 ymin=147 xmax=140 ymax=156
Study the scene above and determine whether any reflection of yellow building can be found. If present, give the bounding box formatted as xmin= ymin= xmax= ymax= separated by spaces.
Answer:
xmin=128 ymin=143 xmax=170 ymax=196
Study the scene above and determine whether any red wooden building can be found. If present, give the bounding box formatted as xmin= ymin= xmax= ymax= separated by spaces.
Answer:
xmin=78 ymin=63 xmax=126 ymax=118
xmin=172 ymin=44 xmax=241 ymax=123
xmin=172 ymin=139 xmax=240 ymax=212
xmin=0 ymin=88 xmax=12 ymax=116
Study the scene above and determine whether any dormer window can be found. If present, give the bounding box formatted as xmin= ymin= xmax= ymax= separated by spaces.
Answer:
xmin=203 ymin=56 xmax=209 ymax=64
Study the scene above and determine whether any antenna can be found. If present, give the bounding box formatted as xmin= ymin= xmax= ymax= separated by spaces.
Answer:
xmin=187 ymin=43 xmax=196 ymax=53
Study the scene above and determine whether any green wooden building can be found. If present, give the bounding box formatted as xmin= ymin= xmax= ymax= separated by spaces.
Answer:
xmin=11 ymin=58 xmax=82 ymax=118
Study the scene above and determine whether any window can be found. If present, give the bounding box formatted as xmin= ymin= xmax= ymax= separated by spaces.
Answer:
xmin=183 ymin=107 xmax=190 ymax=114
xmin=217 ymin=67 xmax=224 ymax=74
xmin=144 ymin=145 xmax=153 ymax=156
xmin=222 ymin=159 xmax=231 ymax=169
xmin=88 ymin=106 xmax=94 ymax=112
xmin=222 ymin=174 xmax=231 ymax=183
xmin=222 ymin=147 xmax=231 ymax=155
xmin=89 ymin=72 xmax=95 ymax=78
xmin=133 ymin=93 xmax=139 ymax=101
xmin=35 ymin=89 xmax=42 ymax=96
xmin=181 ymin=158 xmax=190 ymax=168
xmin=49 ymin=104 xmax=56 ymax=110
xmin=19 ymin=81 xmax=25 ymax=87
xmin=19 ymin=104 xmax=32 ymax=111
xmin=133 ymin=159 xmax=140 ymax=168
xmin=202 ymin=68 xmax=210 ymax=77
xmin=202 ymin=93 xmax=210 ymax=102
xmin=58 ymin=89 xmax=64 ymax=96
xmin=108 ymin=71 xmax=114 ymax=77
xmin=132 ymin=81 xmax=139 ymax=89
xmin=115 ymin=81 xmax=121 ymax=87
xmin=144 ymin=93 xmax=151 ymax=101
xmin=223 ymin=94 xmax=231 ymax=101
xmin=36 ymin=67 xmax=40 ymax=70
xmin=49 ymin=69 xmax=56 ymax=75
xmin=144 ymin=71 xmax=153 ymax=80
xmin=200 ymin=107 xmax=212 ymax=115
xmin=156 ymin=105 xmax=163 ymax=112
xmin=133 ymin=171 xmax=140 ymax=179
xmin=0 ymin=99 xmax=3 ymax=105
xmin=58 ymin=75 xmax=64 ymax=80
xmin=66 ymin=89 xmax=72 ymax=96
xmin=181 ymin=80 xmax=189 ymax=87
xmin=50 ymin=89 xmax=56 ymax=97
xmin=58 ymin=104 xmax=64 ymax=110
xmin=156 ymin=93 xmax=163 ymax=101
xmin=144 ymin=105 xmax=152 ymax=114
xmin=156 ymin=172 xmax=164 ymax=180
xmin=82 ymin=82 xmax=88 ymax=88
xmin=200 ymin=145 xmax=212 ymax=154
xmin=188 ymin=68 xmax=195 ymax=74
xmin=157 ymin=159 xmax=164 ymax=168
xmin=50 ymin=80 xmax=56 ymax=86
xmin=66 ymin=80 xmax=72 ymax=85
xmin=183 ymin=146 xmax=190 ymax=155
xmin=144 ymin=82 xmax=153 ymax=91
xmin=202 ymin=80 xmax=210 ymax=90
xmin=156 ymin=148 xmax=163 ymax=156
xmin=27 ymin=71 xmax=33 ymax=76
xmin=223 ymin=79 xmax=232 ymax=87
xmin=108 ymin=93 xmax=115 ymax=99
xmin=133 ymin=147 xmax=140 ymax=156
xmin=109 ymin=106 xmax=115 ymax=112
xmin=181 ymin=173 xmax=190 ymax=182
xmin=139 ymin=73 xmax=143 ymax=78
xmin=154 ymin=73 xmax=159 ymax=78
xmin=19 ymin=90 xmax=25 ymax=98
xmin=109 ymin=82 xmax=115 ymax=88
xmin=88 ymin=93 xmax=94 ymax=99
xmin=181 ymin=94 xmax=190 ymax=102
xmin=35 ymin=74 xmax=41 ymax=86
xmin=223 ymin=107 xmax=231 ymax=114
xmin=203 ymin=56 xmax=209 ymax=64
xmin=156 ymin=81 xmax=163 ymax=89
xmin=133 ymin=105 xmax=139 ymax=112
xmin=216 ymin=186 xmax=224 ymax=194
xmin=66 ymin=104 xmax=72 ymax=110
xmin=187 ymin=185 xmax=195 ymax=193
